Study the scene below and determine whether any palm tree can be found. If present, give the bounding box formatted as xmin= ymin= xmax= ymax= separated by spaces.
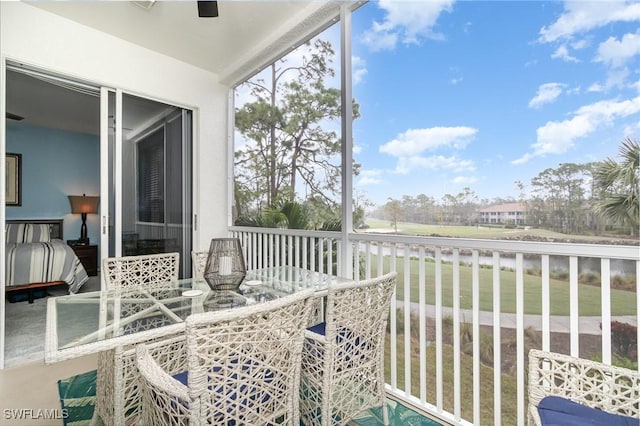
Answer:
xmin=592 ymin=138 xmax=639 ymax=236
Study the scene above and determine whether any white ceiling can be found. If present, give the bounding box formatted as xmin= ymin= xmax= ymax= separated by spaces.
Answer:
xmin=29 ymin=1 xmax=315 ymax=77
xmin=7 ymin=1 xmax=328 ymax=136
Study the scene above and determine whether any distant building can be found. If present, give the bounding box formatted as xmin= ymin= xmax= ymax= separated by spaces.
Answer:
xmin=478 ymin=202 xmax=525 ymax=225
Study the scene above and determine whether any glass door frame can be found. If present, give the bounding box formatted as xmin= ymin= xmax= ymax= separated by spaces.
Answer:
xmin=100 ymin=89 xmax=194 ymax=281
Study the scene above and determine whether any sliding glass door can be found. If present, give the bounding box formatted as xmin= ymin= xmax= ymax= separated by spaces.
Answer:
xmin=102 ymin=91 xmax=193 ymax=279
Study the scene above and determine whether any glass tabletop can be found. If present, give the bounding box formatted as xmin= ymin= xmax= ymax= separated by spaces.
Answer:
xmin=46 ymin=266 xmax=348 ymax=363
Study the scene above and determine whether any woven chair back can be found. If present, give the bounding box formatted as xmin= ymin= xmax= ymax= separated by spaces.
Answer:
xmin=137 ymin=289 xmax=315 ymax=425
xmin=300 ymin=271 xmax=397 ymax=426
xmin=102 ymin=252 xmax=180 ymax=290
xmin=187 ymin=289 xmax=314 ymax=424
xmin=528 ymin=349 xmax=640 ymax=425
xmin=325 ymin=271 xmax=397 ymax=353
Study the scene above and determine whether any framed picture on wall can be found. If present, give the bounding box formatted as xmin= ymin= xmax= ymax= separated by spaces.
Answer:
xmin=6 ymin=153 xmax=22 ymax=206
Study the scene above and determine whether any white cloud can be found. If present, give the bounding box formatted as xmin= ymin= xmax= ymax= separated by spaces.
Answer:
xmin=588 ymin=67 xmax=631 ymax=93
xmin=352 ymin=143 xmax=363 ymax=155
xmin=513 ymin=95 xmax=640 ymax=164
xmin=539 ymin=1 xmax=640 ymax=43
xmin=452 ymin=175 xmax=478 ymax=185
xmin=378 ymin=126 xmax=478 ymax=176
xmin=357 ymin=169 xmax=384 ymax=186
xmin=379 ymin=126 xmax=478 ymax=157
xmin=571 ymin=39 xmax=590 ymax=50
xmin=529 ymin=83 xmax=565 ymax=109
xmin=588 ymin=82 xmax=605 ymax=93
xmin=449 ymin=66 xmax=463 ymax=85
xmin=352 ymin=56 xmax=368 ymax=85
xmin=623 ymin=120 xmax=640 ymax=135
xmin=512 ymin=153 xmax=534 ymax=165
xmin=595 ymin=31 xmax=640 ymax=68
xmin=362 ymin=29 xmax=398 ymax=52
xmin=394 ymin=155 xmax=475 ymax=175
xmin=362 ymin=0 xmax=454 ymax=51
xmin=551 ymin=45 xmax=579 ymax=62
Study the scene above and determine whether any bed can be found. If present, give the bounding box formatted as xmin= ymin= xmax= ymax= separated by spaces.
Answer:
xmin=5 ymin=219 xmax=89 ymax=302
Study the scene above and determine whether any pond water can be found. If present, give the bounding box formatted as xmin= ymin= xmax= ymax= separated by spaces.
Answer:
xmin=370 ymin=246 xmax=636 ymax=276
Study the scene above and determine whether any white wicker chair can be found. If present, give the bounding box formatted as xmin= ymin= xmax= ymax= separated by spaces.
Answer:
xmin=135 ymin=289 xmax=315 ymax=425
xmin=96 ymin=252 xmax=180 ymax=426
xmin=300 ymin=272 xmax=397 ymax=426
xmin=528 ymin=349 xmax=640 ymax=426
xmin=102 ymin=252 xmax=180 ymax=290
xmin=190 ymin=250 xmax=208 ymax=281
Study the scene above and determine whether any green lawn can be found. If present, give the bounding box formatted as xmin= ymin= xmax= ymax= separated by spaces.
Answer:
xmin=370 ymin=220 xmax=636 ymax=423
xmin=367 ymin=255 xmax=636 ymax=316
xmin=363 ymin=218 xmax=637 ymax=242
xmin=386 ymin=336 xmax=519 ymax=425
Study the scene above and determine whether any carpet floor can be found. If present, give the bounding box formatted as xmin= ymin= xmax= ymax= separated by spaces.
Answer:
xmin=4 ymin=276 xmax=101 ymax=368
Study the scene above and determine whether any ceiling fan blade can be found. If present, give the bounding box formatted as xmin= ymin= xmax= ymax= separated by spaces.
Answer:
xmin=197 ymin=1 xmax=218 ymax=18
xmin=6 ymin=112 xmax=24 ymax=121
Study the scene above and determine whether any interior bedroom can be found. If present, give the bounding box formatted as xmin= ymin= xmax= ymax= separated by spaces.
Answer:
xmin=4 ymin=68 xmax=101 ymax=368
xmin=4 ymin=64 xmax=194 ymax=368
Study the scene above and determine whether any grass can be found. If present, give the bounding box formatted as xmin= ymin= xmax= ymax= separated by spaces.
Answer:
xmin=365 ymin=255 xmax=637 ymax=316
xmin=367 ymin=219 xmax=637 ymax=423
xmin=385 ymin=334 xmax=520 ymax=425
xmin=363 ymin=218 xmax=639 ymax=243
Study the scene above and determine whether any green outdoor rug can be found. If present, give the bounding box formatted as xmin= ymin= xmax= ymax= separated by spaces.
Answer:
xmin=58 ymin=370 xmax=441 ymax=425
xmin=57 ymin=370 xmax=96 ymax=426
xmin=350 ymin=400 xmax=442 ymax=425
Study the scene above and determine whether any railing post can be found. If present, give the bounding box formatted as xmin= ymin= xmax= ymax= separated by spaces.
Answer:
xmin=339 ymin=3 xmax=353 ymax=280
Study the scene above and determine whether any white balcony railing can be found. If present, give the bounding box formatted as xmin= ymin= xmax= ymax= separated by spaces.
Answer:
xmin=230 ymin=226 xmax=640 ymax=426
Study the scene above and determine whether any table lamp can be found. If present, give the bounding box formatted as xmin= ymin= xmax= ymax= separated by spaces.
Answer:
xmin=68 ymin=194 xmax=100 ymax=245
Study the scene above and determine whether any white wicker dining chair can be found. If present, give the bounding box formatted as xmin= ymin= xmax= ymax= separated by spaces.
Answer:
xmin=135 ymin=289 xmax=316 ymax=426
xmin=300 ymin=272 xmax=397 ymax=426
xmin=528 ymin=349 xmax=640 ymax=426
xmin=190 ymin=250 xmax=208 ymax=280
xmin=96 ymin=252 xmax=180 ymax=426
xmin=102 ymin=252 xmax=180 ymax=290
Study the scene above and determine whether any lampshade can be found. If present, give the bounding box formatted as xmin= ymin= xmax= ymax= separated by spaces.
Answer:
xmin=68 ymin=194 xmax=100 ymax=214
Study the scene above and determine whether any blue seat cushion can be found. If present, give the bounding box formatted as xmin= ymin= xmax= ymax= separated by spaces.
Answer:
xmin=173 ymin=371 xmax=188 ymax=385
xmin=538 ymin=396 xmax=639 ymax=426
xmin=172 ymin=360 xmax=274 ymax=406
xmin=307 ymin=322 xmax=326 ymax=335
xmin=306 ymin=322 xmax=374 ymax=366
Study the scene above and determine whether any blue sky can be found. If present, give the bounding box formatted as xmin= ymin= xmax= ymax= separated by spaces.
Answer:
xmin=350 ymin=0 xmax=640 ymax=206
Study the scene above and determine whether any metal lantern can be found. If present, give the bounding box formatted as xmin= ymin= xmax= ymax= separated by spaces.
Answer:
xmin=203 ymin=238 xmax=246 ymax=291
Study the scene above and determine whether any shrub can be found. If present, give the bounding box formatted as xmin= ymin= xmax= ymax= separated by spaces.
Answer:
xmin=550 ymin=270 xmax=569 ymax=281
xmin=526 ymin=268 xmax=542 ymax=277
xmin=591 ymin=353 xmax=638 ymax=371
xmin=579 ymin=271 xmax=601 ymax=286
xmin=611 ymin=274 xmax=637 ymax=292
xmin=610 ymin=321 xmax=637 ymax=359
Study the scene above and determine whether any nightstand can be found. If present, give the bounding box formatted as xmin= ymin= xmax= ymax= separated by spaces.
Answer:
xmin=69 ymin=244 xmax=98 ymax=276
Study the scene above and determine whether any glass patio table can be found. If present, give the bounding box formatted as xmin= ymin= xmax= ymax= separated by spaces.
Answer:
xmin=45 ymin=266 xmax=348 ymax=363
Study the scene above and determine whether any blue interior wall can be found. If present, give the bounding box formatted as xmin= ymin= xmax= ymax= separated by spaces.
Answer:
xmin=6 ymin=121 xmax=100 ymax=244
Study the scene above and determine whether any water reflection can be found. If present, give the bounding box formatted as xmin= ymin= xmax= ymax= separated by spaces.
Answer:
xmin=373 ymin=247 xmax=637 ymax=276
